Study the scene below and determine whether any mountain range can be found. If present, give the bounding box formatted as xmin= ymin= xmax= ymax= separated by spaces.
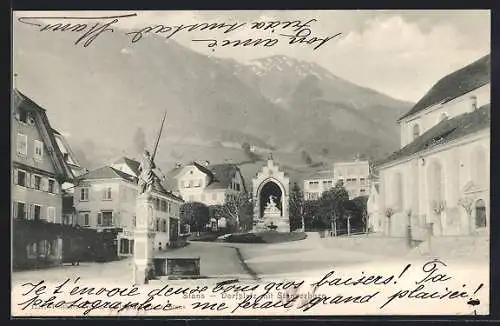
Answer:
xmin=12 ymin=20 xmax=413 ymax=184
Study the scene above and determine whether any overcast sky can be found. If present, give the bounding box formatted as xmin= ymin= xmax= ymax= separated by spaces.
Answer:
xmin=15 ymin=10 xmax=490 ymax=102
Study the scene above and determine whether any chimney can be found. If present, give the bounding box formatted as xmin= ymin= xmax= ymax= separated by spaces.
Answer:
xmin=175 ymin=162 xmax=182 ymax=169
xmin=63 ymin=153 xmax=69 ymax=162
xmin=470 ymin=95 xmax=478 ymax=112
xmin=204 ymin=160 xmax=210 ymax=167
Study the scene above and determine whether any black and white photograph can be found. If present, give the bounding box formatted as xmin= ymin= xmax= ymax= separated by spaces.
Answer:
xmin=11 ymin=9 xmax=491 ymax=316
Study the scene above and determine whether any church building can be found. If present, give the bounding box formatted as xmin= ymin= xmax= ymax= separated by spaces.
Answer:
xmin=369 ymin=54 xmax=490 ymax=238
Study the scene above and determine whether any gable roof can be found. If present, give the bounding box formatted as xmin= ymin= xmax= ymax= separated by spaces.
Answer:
xmin=377 ymin=104 xmax=490 ymax=167
xmin=76 ymin=165 xmax=183 ymax=201
xmin=13 ymin=89 xmax=74 ymax=181
xmin=113 ymin=157 xmax=141 ymax=176
xmin=399 ymin=54 xmax=490 ymax=121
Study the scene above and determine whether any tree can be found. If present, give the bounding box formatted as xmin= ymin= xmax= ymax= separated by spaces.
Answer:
xmin=304 ymin=199 xmax=321 ymax=230
xmin=431 ymin=200 xmax=447 ymax=235
xmin=289 ymin=182 xmax=305 ymax=231
xmin=385 ymin=207 xmax=395 ymax=236
xmin=133 ymin=127 xmax=147 ymax=155
xmin=208 ymin=205 xmax=224 ymax=230
xmin=319 ymin=180 xmax=349 ymax=236
xmin=458 ymin=197 xmax=474 ymax=234
xmin=351 ymin=196 xmax=369 ymax=234
xmin=180 ymin=202 xmax=209 ymax=235
xmin=220 ymin=192 xmax=252 ymax=232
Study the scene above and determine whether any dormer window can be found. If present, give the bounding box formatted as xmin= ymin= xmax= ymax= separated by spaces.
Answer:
xmin=19 ymin=109 xmax=28 ymax=123
xmin=412 ymin=124 xmax=421 ymax=139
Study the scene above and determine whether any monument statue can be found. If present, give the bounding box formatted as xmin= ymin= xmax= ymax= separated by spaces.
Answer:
xmin=138 ymin=149 xmax=156 ymax=194
xmin=264 ymin=194 xmax=280 ymax=216
xmin=133 ymin=110 xmax=167 ymax=284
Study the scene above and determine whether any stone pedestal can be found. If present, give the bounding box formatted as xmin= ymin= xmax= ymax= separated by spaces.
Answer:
xmin=133 ymin=193 xmax=156 ymax=284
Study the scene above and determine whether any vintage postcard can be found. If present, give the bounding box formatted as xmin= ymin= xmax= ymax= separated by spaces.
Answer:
xmin=11 ymin=9 xmax=490 ymax=317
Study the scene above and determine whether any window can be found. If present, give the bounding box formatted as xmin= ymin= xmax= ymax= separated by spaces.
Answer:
xmin=360 ymin=178 xmax=366 ymax=185
xmin=34 ymin=140 xmax=43 ymax=161
xmin=236 ymin=184 xmax=241 ymax=191
xmin=14 ymin=202 xmax=26 ymax=219
xmin=194 ymin=180 xmax=201 ymax=187
xmin=63 ymin=215 xmax=72 ymax=225
xmin=185 ymin=181 xmax=191 ymax=188
xmin=155 ymin=198 xmax=160 ymax=210
xmin=32 ymin=204 xmax=41 ymax=221
xmin=18 ymin=109 xmax=28 ymax=123
xmin=83 ymin=213 xmax=90 ymax=226
xmin=133 ymin=216 xmax=136 ymax=227
xmin=161 ymin=200 xmax=167 ymax=212
xmin=167 ymin=202 xmax=171 ymax=213
xmin=471 ymin=95 xmax=478 ymax=110
xmin=48 ymin=179 xmax=55 ymax=193
xmin=162 ymin=219 xmax=167 ymax=232
xmin=80 ymin=188 xmax=89 ymax=201
xmin=156 ymin=219 xmax=160 ymax=232
xmin=17 ymin=134 xmax=27 ymax=156
xmin=102 ymin=187 xmax=112 ymax=200
xmin=97 ymin=212 xmax=102 ymax=225
xmin=16 ymin=170 xmax=27 ymax=187
xmin=360 ymin=189 xmax=366 ymax=193
xmin=34 ymin=175 xmax=42 ymax=190
xmin=47 ymin=207 xmax=56 ymax=222
xmin=412 ymin=124 xmax=421 ymax=139
xmin=102 ymin=211 xmax=113 ymax=226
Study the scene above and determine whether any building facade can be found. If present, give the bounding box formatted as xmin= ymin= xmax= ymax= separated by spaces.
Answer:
xmin=12 ymin=90 xmax=75 ymax=268
xmin=168 ymin=161 xmax=247 ymax=229
xmin=371 ymin=54 xmax=490 ymax=238
xmin=333 ymin=160 xmax=370 ymax=199
xmin=303 ymin=170 xmax=335 ymax=200
xmin=74 ymin=157 xmax=183 ymax=258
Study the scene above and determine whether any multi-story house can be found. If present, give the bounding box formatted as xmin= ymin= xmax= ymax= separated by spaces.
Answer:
xmin=372 ymin=54 xmax=490 ymax=237
xmin=303 ymin=170 xmax=335 ymax=200
xmin=333 ymin=160 xmax=370 ymax=199
xmin=12 ymin=89 xmax=75 ymax=269
xmin=169 ymin=161 xmax=247 ymax=205
xmin=168 ymin=161 xmax=247 ymax=230
xmin=74 ymin=157 xmax=183 ymax=258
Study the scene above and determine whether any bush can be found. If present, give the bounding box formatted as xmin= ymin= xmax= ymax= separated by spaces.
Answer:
xmin=226 ymin=232 xmax=307 ymax=244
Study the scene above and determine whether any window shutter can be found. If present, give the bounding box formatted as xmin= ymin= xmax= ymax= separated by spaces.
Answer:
xmin=13 ymin=202 xmax=18 ymax=218
xmin=97 ymin=212 xmax=102 ymax=225
xmin=28 ymin=204 xmax=33 ymax=220
xmin=13 ymin=169 xmax=18 ymax=185
xmin=42 ymin=177 xmax=48 ymax=192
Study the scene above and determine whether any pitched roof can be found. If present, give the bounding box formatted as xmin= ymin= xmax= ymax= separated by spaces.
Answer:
xmin=76 ymin=166 xmax=128 ymax=181
xmin=208 ymin=163 xmax=246 ymax=191
xmin=304 ymin=170 xmax=335 ymax=180
xmin=76 ymin=165 xmax=183 ymax=201
xmin=377 ymin=104 xmax=490 ymax=167
xmin=399 ymin=54 xmax=490 ymax=121
xmin=13 ymin=89 xmax=74 ymax=181
xmin=113 ymin=157 xmax=141 ymax=176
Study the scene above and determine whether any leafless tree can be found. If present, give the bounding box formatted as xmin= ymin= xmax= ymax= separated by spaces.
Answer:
xmin=458 ymin=197 xmax=475 ymax=234
xmin=431 ymin=200 xmax=446 ymax=235
xmin=385 ymin=207 xmax=395 ymax=236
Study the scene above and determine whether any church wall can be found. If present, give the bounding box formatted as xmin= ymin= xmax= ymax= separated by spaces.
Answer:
xmin=377 ymin=129 xmax=489 ymax=237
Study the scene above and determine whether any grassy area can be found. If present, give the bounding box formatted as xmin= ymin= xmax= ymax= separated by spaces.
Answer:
xmin=187 ymin=231 xmax=230 ymax=242
xmin=225 ymin=232 xmax=307 ymax=244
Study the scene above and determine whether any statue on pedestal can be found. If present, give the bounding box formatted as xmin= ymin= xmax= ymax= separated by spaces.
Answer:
xmin=138 ymin=149 xmax=156 ymax=195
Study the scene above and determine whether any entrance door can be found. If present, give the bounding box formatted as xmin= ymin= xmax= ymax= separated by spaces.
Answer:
xmin=475 ymin=199 xmax=487 ymax=228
